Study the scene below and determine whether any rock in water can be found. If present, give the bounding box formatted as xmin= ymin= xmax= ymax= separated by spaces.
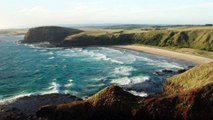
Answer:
xmin=22 ymin=26 xmax=82 ymax=44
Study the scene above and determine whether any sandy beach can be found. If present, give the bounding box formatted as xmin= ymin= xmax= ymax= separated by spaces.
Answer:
xmin=114 ymin=45 xmax=213 ymax=65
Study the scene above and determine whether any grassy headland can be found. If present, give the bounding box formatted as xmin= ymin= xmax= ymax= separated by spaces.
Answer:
xmin=71 ymin=26 xmax=213 ymax=51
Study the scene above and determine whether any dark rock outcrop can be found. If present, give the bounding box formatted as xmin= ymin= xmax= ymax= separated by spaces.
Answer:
xmin=22 ymin=26 xmax=82 ymax=44
xmin=0 ymin=94 xmax=81 ymax=120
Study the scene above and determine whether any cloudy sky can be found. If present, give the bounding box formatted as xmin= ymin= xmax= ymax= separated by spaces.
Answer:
xmin=0 ymin=0 xmax=213 ymax=29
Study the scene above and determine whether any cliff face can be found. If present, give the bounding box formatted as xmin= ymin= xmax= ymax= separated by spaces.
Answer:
xmin=36 ymin=62 xmax=213 ymax=120
xmin=22 ymin=26 xmax=82 ymax=44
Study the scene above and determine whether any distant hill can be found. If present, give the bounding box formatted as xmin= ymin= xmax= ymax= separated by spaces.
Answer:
xmin=22 ymin=26 xmax=213 ymax=51
xmin=62 ymin=26 xmax=213 ymax=51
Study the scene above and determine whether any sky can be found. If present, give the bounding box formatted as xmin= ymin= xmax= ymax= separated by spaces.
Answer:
xmin=0 ymin=0 xmax=213 ymax=29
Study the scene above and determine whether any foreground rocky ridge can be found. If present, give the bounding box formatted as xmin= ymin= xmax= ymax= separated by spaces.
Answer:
xmin=22 ymin=26 xmax=213 ymax=50
xmin=1 ymin=62 xmax=212 ymax=120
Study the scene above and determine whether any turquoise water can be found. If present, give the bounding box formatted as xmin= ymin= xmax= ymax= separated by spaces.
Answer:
xmin=0 ymin=35 xmax=191 ymax=102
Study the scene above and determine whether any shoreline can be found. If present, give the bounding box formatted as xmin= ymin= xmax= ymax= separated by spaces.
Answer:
xmin=114 ymin=45 xmax=213 ymax=65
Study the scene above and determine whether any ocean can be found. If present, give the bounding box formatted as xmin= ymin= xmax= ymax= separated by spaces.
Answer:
xmin=0 ymin=35 xmax=192 ymax=103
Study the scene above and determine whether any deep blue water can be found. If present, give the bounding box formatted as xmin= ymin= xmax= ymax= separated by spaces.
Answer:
xmin=0 ymin=35 xmax=192 ymax=102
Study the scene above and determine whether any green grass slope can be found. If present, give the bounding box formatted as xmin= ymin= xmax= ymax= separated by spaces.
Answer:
xmin=61 ymin=26 xmax=213 ymax=51
xmin=163 ymin=62 xmax=213 ymax=94
xmin=132 ymin=29 xmax=213 ymax=51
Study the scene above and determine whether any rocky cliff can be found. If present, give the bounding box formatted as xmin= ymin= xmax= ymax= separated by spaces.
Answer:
xmin=22 ymin=26 xmax=82 ymax=44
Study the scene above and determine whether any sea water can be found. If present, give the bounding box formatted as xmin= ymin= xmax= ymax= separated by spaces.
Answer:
xmin=0 ymin=35 xmax=192 ymax=103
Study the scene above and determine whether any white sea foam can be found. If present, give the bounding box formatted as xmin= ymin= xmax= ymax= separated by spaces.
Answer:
xmin=111 ymin=77 xmax=131 ymax=86
xmin=64 ymin=83 xmax=72 ymax=87
xmin=87 ymin=83 xmax=105 ymax=87
xmin=64 ymin=90 xmax=70 ymax=94
xmin=99 ymin=47 xmax=137 ymax=64
xmin=135 ymin=55 xmax=184 ymax=69
xmin=111 ymin=76 xmax=160 ymax=96
xmin=0 ymin=79 xmax=68 ymax=105
xmin=48 ymin=81 xmax=61 ymax=93
xmin=82 ymin=49 xmax=124 ymax=64
xmin=64 ymin=79 xmax=73 ymax=88
xmin=147 ymin=61 xmax=184 ymax=69
xmin=67 ymin=79 xmax=73 ymax=82
xmin=0 ymin=93 xmax=33 ymax=105
xmin=73 ymin=48 xmax=83 ymax=52
xmin=100 ymin=47 xmax=123 ymax=54
xmin=113 ymin=66 xmax=136 ymax=76
xmin=39 ymin=49 xmax=47 ymax=52
xmin=128 ymin=90 xmax=148 ymax=97
xmin=48 ymin=57 xmax=55 ymax=60
xmin=48 ymin=51 xmax=54 ymax=55
xmin=111 ymin=76 xmax=150 ymax=86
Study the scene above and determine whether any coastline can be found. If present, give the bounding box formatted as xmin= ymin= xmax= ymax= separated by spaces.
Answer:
xmin=114 ymin=45 xmax=213 ymax=65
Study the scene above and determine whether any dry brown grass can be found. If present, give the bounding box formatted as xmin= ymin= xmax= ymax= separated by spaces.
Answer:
xmin=164 ymin=62 xmax=213 ymax=94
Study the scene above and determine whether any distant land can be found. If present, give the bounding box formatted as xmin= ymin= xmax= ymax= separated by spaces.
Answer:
xmin=18 ymin=25 xmax=213 ymax=59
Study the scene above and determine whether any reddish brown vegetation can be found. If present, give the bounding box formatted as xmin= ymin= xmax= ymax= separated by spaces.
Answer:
xmin=37 ymin=83 xmax=213 ymax=120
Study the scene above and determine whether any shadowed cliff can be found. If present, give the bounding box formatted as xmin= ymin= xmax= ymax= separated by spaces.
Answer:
xmin=22 ymin=26 xmax=82 ymax=44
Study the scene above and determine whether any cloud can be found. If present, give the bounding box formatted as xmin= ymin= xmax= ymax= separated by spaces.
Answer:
xmin=0 ymin=0 xmax=213 ymax=29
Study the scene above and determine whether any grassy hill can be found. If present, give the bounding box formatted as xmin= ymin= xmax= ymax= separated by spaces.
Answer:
xmin=132 ymin=28 xmax=213 ymax=50
xmin=163 ymin=62 xmax=213 ymax=94
xmin=61 ymin=26 xmax=213 ymax=51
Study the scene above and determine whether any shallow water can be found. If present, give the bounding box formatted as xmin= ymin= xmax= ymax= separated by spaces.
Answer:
xmin=0 ymin=35 xmax=192 ymax=103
